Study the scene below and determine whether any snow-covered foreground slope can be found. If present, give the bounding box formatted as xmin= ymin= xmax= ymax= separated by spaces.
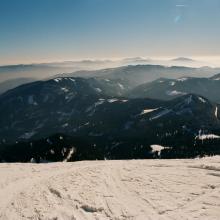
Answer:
xmin=0 ymin=157 xmax=220 ymax=220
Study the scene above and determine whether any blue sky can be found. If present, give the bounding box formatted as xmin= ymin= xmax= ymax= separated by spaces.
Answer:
xmin=0 ymin=0 xmax=220 ymax=64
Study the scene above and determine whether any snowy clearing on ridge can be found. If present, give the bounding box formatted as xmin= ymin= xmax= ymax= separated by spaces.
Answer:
xmin=0 ymin=157 xmax=220 ymax=220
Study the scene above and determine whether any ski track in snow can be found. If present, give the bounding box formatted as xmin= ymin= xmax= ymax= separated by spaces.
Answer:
xmin=0 ymin=157 xmax=220 ymax=220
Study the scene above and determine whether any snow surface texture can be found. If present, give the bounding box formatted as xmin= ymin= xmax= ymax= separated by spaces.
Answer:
xmin=0 ymin=157 xmax=220 ymax=220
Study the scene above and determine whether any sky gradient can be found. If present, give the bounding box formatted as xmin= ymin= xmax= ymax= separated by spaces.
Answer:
xmin=0 ymin=0 xmax=220 ymax=65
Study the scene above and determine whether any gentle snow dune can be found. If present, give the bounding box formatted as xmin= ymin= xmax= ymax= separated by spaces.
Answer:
xmin=0 ymin=157 xmax=220 ymax=220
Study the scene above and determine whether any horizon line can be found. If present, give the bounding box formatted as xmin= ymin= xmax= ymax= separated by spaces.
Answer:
xmin=1 ymin=55 xmax=220 ymax=66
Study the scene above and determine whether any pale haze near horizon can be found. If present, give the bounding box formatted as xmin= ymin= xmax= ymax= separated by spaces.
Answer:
xmin=0 ymin=0 xmax=220 ymax=65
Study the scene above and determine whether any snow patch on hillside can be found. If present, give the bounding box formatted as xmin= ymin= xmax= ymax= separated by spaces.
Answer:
xmin=69 ymin=78 xmax=76 ymax=82
xmin=170 ymin=81 xmax=176 ymax=86
xmin=196 ymin=134 xmax=220 ymax=140
xmin=54 ymin=78 xmax=62 ymax=82
xmin=107 ymin=98 xmax=118 ymax=103
xmin=215 ymin=106 xmax=218 ymax=118
xmin=198 ymin=97 xmax=206 ymax=103
xmin=177 ymin=77 xmax=188 ymax=82
xmin=117 ymin=83 xmax=125 ymax=90
xmin=95 ymin=88 xmax=102 ymax=93
xmin=150 ymin=145 xmax=170 ymax=156
xmin=140 ymin=108 xmax=158 ymax=115
xmin=61 ymin=87 xmax=69 ymax=93
xmin=150 ymin=109 xmax=172 ymax=120
xmin=166 ymin=90 xmax=186 ymax=96
xmin=63 ymin=147 xmax=75 ymax=162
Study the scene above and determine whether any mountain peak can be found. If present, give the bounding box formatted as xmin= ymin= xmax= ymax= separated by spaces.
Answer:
xmin=172 ymin=57 xmax=195 ymax=62
xmin=211 ymin=73 xmax=220 ymax=80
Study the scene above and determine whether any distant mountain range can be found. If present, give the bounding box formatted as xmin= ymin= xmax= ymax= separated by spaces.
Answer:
xmin=63 ymin=65 xmax=220 ymax=87
xmin=1 ymin=64 xmax=220 ymax=95
xmin=0 ymin=74 xmax=220 ymax=162
xmin=171 ymin=57 xmax=195 ymax=62
xmin=0 ymin=58 xmax=219 ymax=83
xmin=128 ymin=73 xmax=220 ymax=103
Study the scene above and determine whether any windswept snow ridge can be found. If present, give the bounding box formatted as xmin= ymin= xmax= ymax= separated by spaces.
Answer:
xmin=0 ymin=157 xmax=220 ymax=220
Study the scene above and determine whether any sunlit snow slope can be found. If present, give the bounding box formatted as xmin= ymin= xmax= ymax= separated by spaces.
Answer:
xmin=0 ymin=157 xmax=220 ymax=220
